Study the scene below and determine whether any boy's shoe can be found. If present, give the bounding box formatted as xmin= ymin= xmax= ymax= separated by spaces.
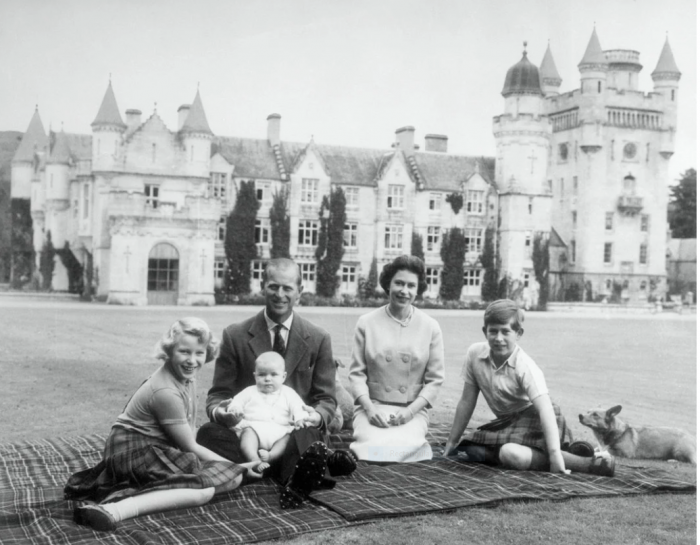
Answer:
xmin=279 ymin=441 xmax=329 ymax=509
xmin=567 ymin=440 xmax=596 ymax=458
xmin=589 ymin=454 xmax=616 ymax=477
xmin=74 ymin=504 xmax=117 ymax=532
xmin=327 ymin=450 xmax=357 ymax=477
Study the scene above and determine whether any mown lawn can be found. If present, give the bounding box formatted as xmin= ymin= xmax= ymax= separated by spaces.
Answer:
xmin=1 ymin=300 xmax=696 ymax=544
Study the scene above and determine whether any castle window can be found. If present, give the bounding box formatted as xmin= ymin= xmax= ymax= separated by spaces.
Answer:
xmin=340 ymin=265 xmax=356 ymax=293
xmin=300 ymin=178 xmax=319 ymax=203
xmin=251 ymin=260 xmax=265 ymax=282
xmin=671 ymin=89 xmax=675 ymax=101
xmin=209 ymin=173 xmax=227 ymax=200
xmin=344 ymin=187 xmax=359 ymax=207
xmin=82 ymin=182 xmax=90 ymax=219
xmin=641 ymin=214 xmax=649 ymax=232
xmin=467 ymin=190 xmax=484 ymax=214
xmin=523 ymin=272 xmax=530 ymax=288
xmin=528 ymin=198 xmax=533 ymax=215
xmin=426 ymin=267 xmax=440 ymax=291
xmin=152 ymin=143 xmax=157 ymax=163
xmin=214 ymin=259 xmax=225 ymax=280
xmin=573 ymin=176 xmax=578 ymax=193
xmin=604 ymin=242 xmax=613 ymax=264
xmin=429 ymin=193 xmax=441 ymax=211
xmin=465 ymin=228 xmax=483 ymax=253
xmin=571 ymin=240 xmax=576 ymax=263
xmin=255 ymin=219 xmax=270 ymax=245
xmin=387 ymin=185 xmax=405 ymax=209
xmin=384 ymin=224 xmax=403 ymax=249
xmin=298 ymin=220 xmax=318 ymax=246
xmin=300 ymin=262 xmax=316 ymax=283
xmin=463 ymin=269 xmax=481 ymax=287
xmin=426 ymin=226 xmax=441 ymax=252
xmin=145 ymin=184 xmax=159 ymax=209
xmin=605 ymin=212 xmax=614 ymax=231
xmin=597 ymin=81 xmax=601 ymax=93
xmin=217 ymin=216 xmax=226 ymax=241
xmin=639 ymin=243 xmax=648 ymax=265
xmin=343 ymin=223 xmax=358 ymax=248
xmin=256 ymin=181 xmax=271 ymax=202
xmin=640 ymin=280 xmax=647 ymax=290
xmin=572 ymin=211 xmax=577 ymax=229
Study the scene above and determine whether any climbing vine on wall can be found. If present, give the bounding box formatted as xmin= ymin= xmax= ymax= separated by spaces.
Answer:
xmin=315 ymin=187 xmax=346 ymax=297
xmin=411 ymin=231 xmax=425 ymax=263
xmin=225 ymin=180 xmax=260 ymax=295
xmin=10 ymin=198 xmax=33 ymax=288
xmin=446 ymin=192 xmax=464 ymax=215
xmin=480 ymin=225 xmax=499 ymax=302
xmin=439 ymin=227 xmax=465 ymax=301
xmin=532 ymin=231 xmax=550 ymax=310
xmin=269 ymin=188 xmax=290 ymax=259
xmin=39 ymin=230 xmax=55 ymax=291
xmin=56 ymin=241 xmax=84 ymax=294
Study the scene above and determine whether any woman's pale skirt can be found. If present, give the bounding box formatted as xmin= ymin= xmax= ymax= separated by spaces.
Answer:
xmin=349 ymin=402 xmax=432 ymax=462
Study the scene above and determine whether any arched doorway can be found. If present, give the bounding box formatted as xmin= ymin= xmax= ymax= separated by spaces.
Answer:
xmin=147 ymin=243 xmax=179 ymax=305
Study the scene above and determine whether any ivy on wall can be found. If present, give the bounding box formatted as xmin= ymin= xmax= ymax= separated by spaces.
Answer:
xmin=225 ymin=180 xmax=260 ymax=295
xmin=269 ymin=188 xmax=290 ymax=259
xmin=446 ymin=192 xmax=464 ymax=215
xmin=439 ymin=227 xmax=465 ymax=301
xmin=39 ymin=230 xmax=55 ymax=291
xmin=56 ymin=241 xmax=84 ymax=294
xmin=532 ymin=231 xmax=550 ymax=310
xmin=10 ymin=198 xmax=33 ymax=288
xmin=315 ymin=187 xmax=346 ymax=297
xmin=480 ymin=225 xmax=499 ymax=302
xmin=358 ymin=257 xmax=379 ymax=299
xmin=411 ymin=231 xmax=425 ymax=263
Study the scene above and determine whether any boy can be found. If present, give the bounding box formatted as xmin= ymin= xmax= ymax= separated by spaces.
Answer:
xmin=442 ymin=299 xmax=614 ymax=477
xmin=226 ymin=352 xmax=307 ymax=472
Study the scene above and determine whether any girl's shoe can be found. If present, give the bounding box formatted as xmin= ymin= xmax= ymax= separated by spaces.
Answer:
xmin=74 ymin=504 xmax=117 ymax=532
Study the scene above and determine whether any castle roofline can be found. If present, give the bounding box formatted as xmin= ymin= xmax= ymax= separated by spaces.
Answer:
xmin=13 ymin=107 xmax=48 ymax=163
xmin=578 ymin=28 xmax=608 ymax=68
xmin=652 ymin=37 xmax=681 ymax=78
xmin=91 ymin=81 xmax=126 ymax=129
xmin=179 ymin=90 xmax=213 ymax=135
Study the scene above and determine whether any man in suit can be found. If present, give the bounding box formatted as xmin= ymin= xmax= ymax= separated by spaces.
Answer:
xmin=197 ymin=257 xmax=356 ymax=507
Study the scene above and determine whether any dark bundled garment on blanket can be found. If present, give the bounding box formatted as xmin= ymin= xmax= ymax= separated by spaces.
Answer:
xmin=459 ymin=403 xmax=573 ymax=453
xmin=64 ymin=427 xmax=245 ymax=504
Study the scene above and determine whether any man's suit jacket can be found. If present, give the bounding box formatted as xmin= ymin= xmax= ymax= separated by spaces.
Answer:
xmin=206 ymin=310 xmax=337 ymax=430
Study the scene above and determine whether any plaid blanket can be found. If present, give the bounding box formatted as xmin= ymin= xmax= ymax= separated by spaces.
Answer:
xmin=0 ymin=431 xmax=695 ymax=544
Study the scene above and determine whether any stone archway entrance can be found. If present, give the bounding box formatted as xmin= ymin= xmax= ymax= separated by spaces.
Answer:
xmin=147 ymin=243 xmax=179 ymax=305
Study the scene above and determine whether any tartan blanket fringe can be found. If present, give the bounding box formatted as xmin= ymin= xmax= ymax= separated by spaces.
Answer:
xmin=0 ymin=429 xmax=695 ymax=544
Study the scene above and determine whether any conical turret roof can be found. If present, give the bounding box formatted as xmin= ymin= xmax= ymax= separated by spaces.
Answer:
xmin=180 ymin=90 xmax=212 ymax=135
xmin=652 ymin=37 xmax=681 ymax=78
xmin=91 ymin=81 xmax=126 ymax=129
xmin=47 ymin=130 xmax=72 ymax=164
xmin=540 ymin=43 xmax=562 ymax=82
xmin=13 ymin=107 xmax=48 ymax=163
xmin=502 ymin=46 xmax=542 ymax=97
xmin=578 ymin=28 xmax=607 ymax=68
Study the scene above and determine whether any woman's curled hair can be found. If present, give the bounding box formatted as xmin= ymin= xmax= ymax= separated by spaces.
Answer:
xmin=379 ymin=255 xmax=428 ymax=296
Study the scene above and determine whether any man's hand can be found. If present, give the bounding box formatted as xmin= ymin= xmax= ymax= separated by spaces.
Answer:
xmin=301 ymin=404 xmax=322 ymax=428
xmin=214 ymin=400 xmax=241 ymax=428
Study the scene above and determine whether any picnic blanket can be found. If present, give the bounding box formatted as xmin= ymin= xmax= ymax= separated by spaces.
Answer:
xmin=0 ymin=429 xmax=695 ymax=544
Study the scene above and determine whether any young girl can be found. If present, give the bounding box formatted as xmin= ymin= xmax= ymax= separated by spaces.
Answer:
xmin=226 ymin=351 xmax=307 ymax=472
xmin=65 ymin=317 xmax=259 ymax=532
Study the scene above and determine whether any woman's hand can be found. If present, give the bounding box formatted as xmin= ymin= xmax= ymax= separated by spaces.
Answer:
xmin=366 ymin=407 xmax=391 ymax=428
xmin=389 ymin=407 xmax=414 ymax=426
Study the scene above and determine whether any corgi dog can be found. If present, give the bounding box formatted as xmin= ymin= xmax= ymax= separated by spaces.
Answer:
xmin=579 ymin=405 xmax=696 ymax=464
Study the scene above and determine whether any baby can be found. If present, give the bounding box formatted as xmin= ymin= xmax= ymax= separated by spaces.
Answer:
xmin=226 ymin=351 xmax=307 ymax=472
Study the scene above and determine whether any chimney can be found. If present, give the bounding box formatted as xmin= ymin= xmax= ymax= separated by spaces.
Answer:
xmin=267 ymin=113 xmax=281 ymax=146
xmin=424 ymin=134 xmax=448 ymax=153
xmin=125 ymin=109 xmax=142 ymax=132
xmin=177 ymin=104 xmax=191 ymax=131
xmin=395 ymin=126 xmax=416 ymax=155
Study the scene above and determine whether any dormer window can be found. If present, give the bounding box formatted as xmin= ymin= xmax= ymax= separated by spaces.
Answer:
xmin=301 ymin=178 xmax=319 ymax=203
xmin=387 ymin=185 xmax=404 ymax=209
xmin=467 ymin=190 xmax=484 ymax=214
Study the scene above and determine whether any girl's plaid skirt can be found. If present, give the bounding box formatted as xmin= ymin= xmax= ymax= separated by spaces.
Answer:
xmin=459 ymin=403 xmax=573 ymax=453
xmin=64 ymin=426 xmax=246 ymax=504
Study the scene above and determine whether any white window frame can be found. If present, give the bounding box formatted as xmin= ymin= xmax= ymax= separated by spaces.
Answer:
xmin=209 ymin=172 xmax=227 ymax=199
xmin=214 ymin=259 xmax=226 ymax=280
xmin=387 ymin=185 xmax=405 ymax=209
xmin=344 ymin=186 xmax=359 ymax=207
xmin=145 ymin=184 xmax=159 ymax=209
xmin=251 ymin=260 xmax=265 ymax=282
xmin=384 ymin=224 xmax=403 ymax=250
xmin=340 ymin=265 xmax=356 ymax=293
xmin=217 ymin=216 xmax=227 ymax=241
xmin=82 ymin=182 xmax=90 ymax=219
xmin=301 ymin=178 xmax=319 ymax=203
xmin=604 ymin=242 xmax=613 ymax=264
xmin=605 ymin=212 xmax=614 ymax=231
xmin=466 ymin=190 xmax=484 ymax=214
xmin=426 ymin=226 xmax=441 ymax=252
xmin=298 ymin=220 xmax=319 ymax=246
xmin=300 ymin=262 xmax=316 ymax=283
xmin=639 ymin=243 xmax=648 ymax=265
xmin=463 ymin=269 xmax=481 ymax=287
xmin=255 ymin=218 xmax=270 ymax=245
xmin=343 ymin=223 xmax=358 ymax=248
xmin=641 ymin=214 xmax=649 ymax=233
xmin=256 ymin=181 xmax=271 ymax=202
xmin=428 ymin=192 xmax=441 ymax=211
xmin=465 ymin=228 xmax=483 ymax=253
xmin=426 ymin=267 xmax=440 ymax=291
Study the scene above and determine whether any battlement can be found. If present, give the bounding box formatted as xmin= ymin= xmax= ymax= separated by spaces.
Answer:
xmin=604 ymin=49 xmax=641 ymax=65
xmin=107 ymin=191 xmax=219 ymax=222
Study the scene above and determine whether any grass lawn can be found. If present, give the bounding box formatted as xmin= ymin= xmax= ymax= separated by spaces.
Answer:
xmin=1 ymin=299 xmax=696 ymax=544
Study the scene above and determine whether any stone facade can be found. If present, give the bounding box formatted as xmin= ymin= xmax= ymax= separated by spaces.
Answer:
xmin=10 ymin=29 xmax=680 ymax=306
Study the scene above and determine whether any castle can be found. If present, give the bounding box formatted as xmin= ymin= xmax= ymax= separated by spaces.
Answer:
xmin=10 ymin=28 xmax=680 ymax=305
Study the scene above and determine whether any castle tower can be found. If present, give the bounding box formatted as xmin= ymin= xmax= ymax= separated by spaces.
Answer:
xmin=179 ymin=89 xmax=213 ymax=178
xmin=11 ymin=107 xmax=47 ymax=199
xmin=539 ymin=43 xmax=562 ymax=98
xmin=492 ymin=43 xmax=552 ymax=293
xmin=651 ymin=37 xmax=681 ymax=158
xmin=577 ymin=28 xmax=608 ymax=153
xmin=91 ymin=81 xmax=126 ymax=171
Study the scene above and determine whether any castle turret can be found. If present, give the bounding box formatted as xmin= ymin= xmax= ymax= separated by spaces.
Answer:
xmin=539 ymin=43 xmax=562 ymax=97
xmin=91 ymin=81 xmax=126 ymax=171
xmin=651 ymin=36 xmax=681 ymax=157
xmin=44 ymin=130 xmax=72 ymax=249
xmin=493 ymin=43 xmax=552 ymax=288
xmin=578 ymin=28 xmax=608 ymax=96
xmin=11 ymin=107 xmax=47 ymax=199
xmin=179 ymin=89 xmax=213 ymax=178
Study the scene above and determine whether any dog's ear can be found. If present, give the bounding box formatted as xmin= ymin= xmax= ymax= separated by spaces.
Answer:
xmin=607 ymin=405 xmax=622 ymax=418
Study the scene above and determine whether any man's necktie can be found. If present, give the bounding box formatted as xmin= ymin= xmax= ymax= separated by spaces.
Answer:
xmin=273 ymin=324 xmax=286 ymax=356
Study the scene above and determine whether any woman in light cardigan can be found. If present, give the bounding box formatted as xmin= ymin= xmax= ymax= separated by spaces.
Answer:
xmin=349 ymin=255 xmax=445 ymax=462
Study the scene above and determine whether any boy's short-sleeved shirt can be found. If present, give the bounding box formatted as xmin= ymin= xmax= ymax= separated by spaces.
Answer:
xmin=460 ymin=341 xmax=548 ymax=417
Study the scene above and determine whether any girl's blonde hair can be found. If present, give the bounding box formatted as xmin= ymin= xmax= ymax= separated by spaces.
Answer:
xmin=154 ymin=317 xmax=220 ymax=363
